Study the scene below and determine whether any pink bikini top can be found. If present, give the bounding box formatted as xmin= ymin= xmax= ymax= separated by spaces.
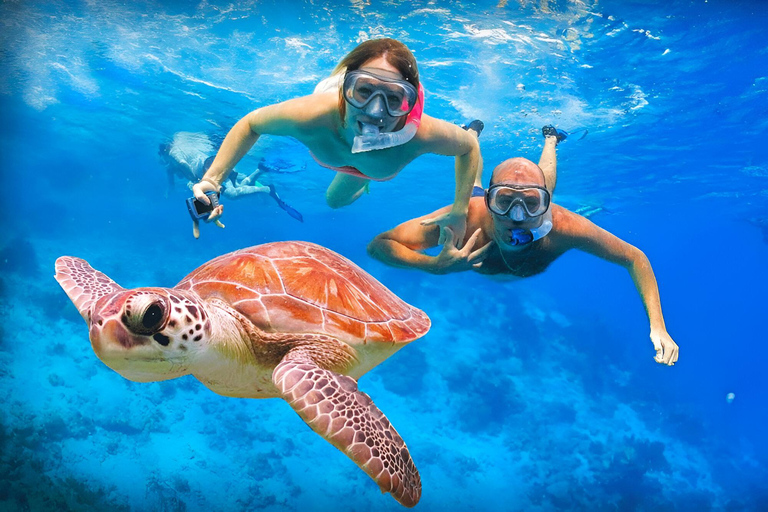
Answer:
xmin=309 ymin=152 xmax=397 ymax=182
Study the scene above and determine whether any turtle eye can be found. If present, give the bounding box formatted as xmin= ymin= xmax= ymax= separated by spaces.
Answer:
xmin=141 ymin=303 xmax=165 ymax=332
xmin=124 ymin=296 xmax=168 ymax=335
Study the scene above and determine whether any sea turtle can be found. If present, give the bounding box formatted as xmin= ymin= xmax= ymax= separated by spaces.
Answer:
xmin=54 ymin=241 xmax=430 ymax=507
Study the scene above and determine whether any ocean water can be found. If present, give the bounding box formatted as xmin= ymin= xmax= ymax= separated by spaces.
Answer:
xmin=1 ymin=0 xmax=767 ymax=510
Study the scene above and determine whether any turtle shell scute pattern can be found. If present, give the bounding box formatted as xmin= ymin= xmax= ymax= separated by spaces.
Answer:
xmin=175 ymin=242 xmax=430 ymax=344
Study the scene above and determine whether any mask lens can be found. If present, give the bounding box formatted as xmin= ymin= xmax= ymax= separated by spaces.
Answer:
xmin=520 ymin=189 xmax=544 ymax=215
xmin=487 ymin=186 xmax=550 ymax=217
xmin=343 ymin=71 xmax=417 ymax=116
xmin=354 ymin=82 xmax=375 ymax=102
xmin=489 ymin=188 xmax=515 ymax=214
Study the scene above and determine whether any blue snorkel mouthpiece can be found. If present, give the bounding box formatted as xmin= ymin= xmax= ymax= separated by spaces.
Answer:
xmin=509 ymin=228 xmax=534 ymax=246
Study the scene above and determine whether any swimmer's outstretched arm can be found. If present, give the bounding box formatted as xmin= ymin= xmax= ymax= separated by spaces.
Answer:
xmin=190 ymin=97 xmax=324 ymax=229
xmin=194 ymin=96 xmax=318 ymax=205
xmin=201 ymin=114 xmax=261 ymax=190
xmin=416 ymin=116 xmax=481 ymax=245
xmin=368 ymin=205 xmax=491 ymax=274
xmin=563 ymin=212 xmax=679 ymax=366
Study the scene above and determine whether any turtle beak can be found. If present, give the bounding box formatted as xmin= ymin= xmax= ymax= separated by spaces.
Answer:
xmin=89 ymin=315 xmax=104 ymax=353
xmin=90 ymin=317 xmax=147 ymax=356
xmin=90 ymin=318 xmax=167 ymax=383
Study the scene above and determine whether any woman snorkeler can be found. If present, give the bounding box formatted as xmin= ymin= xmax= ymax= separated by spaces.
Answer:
xmin=191 ymin=38 xmax=481 ymax=239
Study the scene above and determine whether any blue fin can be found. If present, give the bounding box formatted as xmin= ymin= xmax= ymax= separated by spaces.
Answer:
xmin=542 ymin=125 xmax=568 ymax=143
xmin=461 ymin=120 xmax=485 ymax=137
xmin=268 ymin=184 xmax=303 ymax=222
xmin=569 ymin=128 xmax=589 ymax=140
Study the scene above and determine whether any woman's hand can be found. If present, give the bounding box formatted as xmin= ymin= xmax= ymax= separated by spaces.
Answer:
xmin=428 ymin=227 xmax=491 ymax=274
xmin=650 ymin=328 xmax=679 ymax=366
xmin=191 ymin=180 xmax=225 ymax=239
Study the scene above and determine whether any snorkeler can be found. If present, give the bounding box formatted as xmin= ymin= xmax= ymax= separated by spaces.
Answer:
xmin=160 ymin=131 xmax=302 ymax=222
xmin=191 ymin=38 xmax=480 ymax=239
xmin=367 ymin=126 xmax=680 ymax=366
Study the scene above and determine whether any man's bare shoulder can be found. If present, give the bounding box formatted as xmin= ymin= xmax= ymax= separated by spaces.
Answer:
xmin=465 ymin=196 xmax=493 ymax=243
xmin=550 ymin=204 xmax=589 ymax=235
xmin=467 ymin=195 xmax=490 ymax=221
xmin=549 ymin=204 xmax=608 ymax=253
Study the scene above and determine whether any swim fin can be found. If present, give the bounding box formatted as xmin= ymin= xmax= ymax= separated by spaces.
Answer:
xmin=268 ymin=184 xmax=303 ymax=222
xmin=569 ymin=128 xmax=589 ymax=140
xmin=461 ymin=119 xmax=485 ymax=137
xmin=542 ymin=125 xmax=568 ymax=143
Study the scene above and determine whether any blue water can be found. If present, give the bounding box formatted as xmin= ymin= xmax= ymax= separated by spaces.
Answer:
xmin=2 ymin=0 xmax=767 ymax=510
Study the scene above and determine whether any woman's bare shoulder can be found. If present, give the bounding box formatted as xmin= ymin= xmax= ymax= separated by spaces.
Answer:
xmin=412 ymin=114 xmax=475 ymax=155
xmin=248 ymin=93 xmax=338 ymax=135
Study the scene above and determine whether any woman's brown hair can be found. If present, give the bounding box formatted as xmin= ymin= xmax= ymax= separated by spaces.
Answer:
xmin=332 ymin=38 xmax=419 ymax=125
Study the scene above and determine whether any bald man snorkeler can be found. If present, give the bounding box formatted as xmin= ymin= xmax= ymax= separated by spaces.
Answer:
xmin=368 ymin=126 xmax=679 ymax=366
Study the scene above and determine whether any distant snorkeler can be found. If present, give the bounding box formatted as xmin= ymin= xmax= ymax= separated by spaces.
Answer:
xmin=159 ymin=131 xmax=302 ymax=222
xmin=368 ymin=126 xmax=679 ymax=366
xmin=191 ymin=38 xmax=480 ymax=239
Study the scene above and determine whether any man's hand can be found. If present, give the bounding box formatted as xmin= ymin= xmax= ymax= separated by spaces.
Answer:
xmin=650 ymin=329 xmax=679 ymax=366
xmin=420 ymin=210 xmax=467 ymax=245
xmin=429 ymin=227 xmax=492 ymax=274
xmin=191 ymin=180 xmax=225 ymax=239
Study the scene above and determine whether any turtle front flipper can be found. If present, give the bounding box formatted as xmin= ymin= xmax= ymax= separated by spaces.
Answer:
xmin=273 ymin=356 xmax=421 ymax=508
xmin=55 ymin=256 xmax=124 ymax=323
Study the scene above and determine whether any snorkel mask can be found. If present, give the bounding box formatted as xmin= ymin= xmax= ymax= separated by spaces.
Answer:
xmin=342 ymin=70 xmax=424 ymax=153
xmin=486 ymin=184 xmax=553 ymax=246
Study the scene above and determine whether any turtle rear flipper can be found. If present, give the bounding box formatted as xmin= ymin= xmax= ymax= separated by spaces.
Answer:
xmin=55 ymin=257 xmax=124 ymax=323
xmin=273 ymin=357 xmax=421 ymax=507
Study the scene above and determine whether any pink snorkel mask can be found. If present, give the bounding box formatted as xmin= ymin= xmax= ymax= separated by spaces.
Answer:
xmin=342 ymin=70 xmax=425 ymax=153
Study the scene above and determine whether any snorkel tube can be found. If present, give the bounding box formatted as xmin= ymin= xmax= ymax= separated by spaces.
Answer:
xmin=351 ymin=84 xmax=424 ymax=154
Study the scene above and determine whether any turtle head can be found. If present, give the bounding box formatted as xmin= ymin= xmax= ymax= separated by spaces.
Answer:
xmin=56 ymin=257 xmax=212 ymax=383
xmin=87 ymin=288 xmax=212 ymax=382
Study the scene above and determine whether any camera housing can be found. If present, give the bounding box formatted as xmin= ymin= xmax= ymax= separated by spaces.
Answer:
xmin=185 ymin=191 xmax=220 ymax=221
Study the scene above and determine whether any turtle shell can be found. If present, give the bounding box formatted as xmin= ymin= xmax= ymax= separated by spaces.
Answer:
xmin=174 ymin=241 xmax=430 ymax=345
